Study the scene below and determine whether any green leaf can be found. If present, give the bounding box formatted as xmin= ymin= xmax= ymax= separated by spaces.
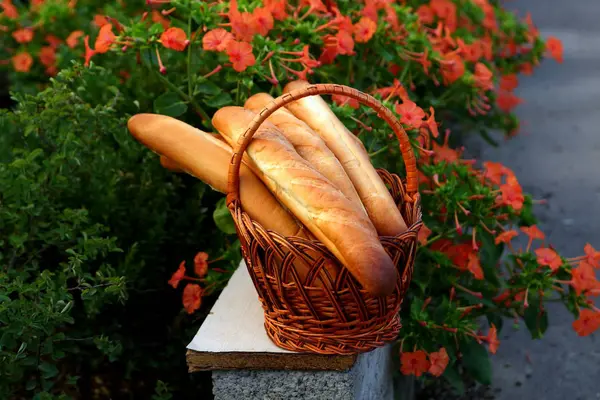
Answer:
xmin=149 ymin=23 xmax=164 ymax=36
xmin=443 ymin=365 xmax=465 ymax=396
xmin=39 ymin=362 xmax=59 ymax=379
xmin=195 ymin=80 xmax=221 ymax=96
xmin=154 ymin=92 xmax=188 ymax=117
xmin=203 ymin=92 xmax=233 ymax=108
xmin=524 ymin=296 xmax=548 ymax=339
xmin=479 ymin=129 xmax=500 ymax=147
xmin=213 ymin=198 xmax=237 ymax=235
xmin=460 ymin=340 xmax=492 ymax=385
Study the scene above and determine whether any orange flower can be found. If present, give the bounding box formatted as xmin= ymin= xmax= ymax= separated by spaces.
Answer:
xmin=182 ymin=283 xmax=202 ymax=314
xmin=499 ymin=175 xmax=524 ymax=211
xmin=485 ymin=324 xmax=499 ymax=354
xmin=430 ymin=0 xmax=456 ymax=31
xmin=83 ymin=35 xmax=95 ymax=67
xmin=264 ymin=0 xmax=287 ymax=21
xmin=467 ymin=252 xmax=484 ymax=280
xmin=94 ymin=14 xmax=110 ymax=27
xmin=521 ymin=225 xmax=545 ymax=241
xmin=66 ymin=30 xmax=84 ymax=48
xmin=483 ymin=161 xmax=508 ymax=185
xmin=440 ymin=52 xmax=465 ymax=85
xmin=545 ymin=36 xmax=563 ymax=63
xmin=520 ymin=62 xmax=534 ymax=76
xmin=39 ymin=46 xmax=56 ymax=67
xmin=1 ymin=0 xmax=18 ymax=18
xmin=194 ymin=252 xmax=209 ymax=278
xmin=12 ymin=52 xmax=33 ymax=72
xmin=457 ymin=39 xmax=482 ymax=63
xmin=319 ymin=30 xmax=355 ymax=64
xmin=423 ymin=107 xmax=439 ymax=138
xmin=45 ymin=65 xmax=58 ymax=76
xmin=535 ymin=247 xmax=562 ymax=271
xmin=12 ymin=28 xmax=34 ymax=43
xmin=151 ymin=10 xmax=170 ymax=30
xmin=473 ymin=0 xmax=497 ymax=31
xmin=203 ymin=28 xmax=234 ymax=52
xmin=572 ymin=309 xmax=600 ymax=337
xmin=252 ymin=7 xmax=274 ymax=36
xmin=500 ymin=74 xmax=519 ymax=92
xmin=584 ymin=243 xmax=600 ymax=268
xmin=396 ymin=99 xmax=425 ymax=129
xmin=495 ymin=230 xmax=518 ymax=245
xmin=496 ymin=91 xmax=523 ymax=112
xmin=428 ymin=348 xmax=449 ymax=377
xmin=94 ymin=24 xmax=116 ymax=54
xmin=160 ymin=27 xmax=188 ymax=51
xmin=228 ymin=0 xmax=256 ymax=42
xmin=227 ymin=40 xmax=255 ymax=72
xmin=400 ymin=350 xmax=430 ymax=377
xmin=374 ymin=79 xmax=409 ymax=102
xmin=473 ymin=62 xmax=493 ymax=91
xmin=570 ymin=261 xmax=600 ymax=296
xmin=353 ymin=17 xmax=377 ymax=43
xmin=169 ymin=261 xmax=186 ymax=289
xmin=418 ymin=224 xmax=432 ymax=245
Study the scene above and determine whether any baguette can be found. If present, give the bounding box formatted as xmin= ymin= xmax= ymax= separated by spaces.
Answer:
xmin=244 ymin=93 xmax=365 ymax=210
xmin=213 ymin=107 xmax=397 ymax=296
xmin=127 ymin=113 xmax=308 ymax=239
xmin=283 ymin=80 xmax=408 ymax=236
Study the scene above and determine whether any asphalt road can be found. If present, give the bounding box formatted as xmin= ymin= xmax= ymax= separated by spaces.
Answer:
xmin=466 ymin=1 xmax=600 ymax=399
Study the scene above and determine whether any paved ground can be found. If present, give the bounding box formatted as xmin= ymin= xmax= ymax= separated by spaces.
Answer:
xmin=466 ymin=1 xmax=600 ymax=399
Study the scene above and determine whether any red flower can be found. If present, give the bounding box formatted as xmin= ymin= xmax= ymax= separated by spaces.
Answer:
xmin=457 ymin=39 xmax=482 ymax=63
xmin=228 ymin=0 xmax=256 ymax=42
xmin=252 ymin=7 xmax=274 ymax=36
xmin=374 ymin=79 xmax=409 ymax=102
xmin=12 ymin=28 xmax=34 ymax=43
xmin=194 ymin=252 xmax=209 ymax=278
xmin=423 ymin=107 xmax=439 ymax=138
xmin=535 ymin=247 xmax=562 ymax=271
xmin=45 ymin=34 xmax=62 ymax=48
xmin=66 ymin=30 xmax=84 ymax=49
xmin=521 ymin=225 xmax=545 ymax=242
xmin=396 ymin=99 xmax=425 ymax=130
xmin=483 ymin=161 xmax=509 ymax=185
xmin=497 ymin=91 xmax=523 ymax=112
xmin=83 ymin=35 xmax=95 ymax=67
xmin=94 ymin=24 xmax=116 ymax=54
xmin=467 ymin=252 xmax=484 ymax=280
xmin=227 ymin=40 xmax=256 ymax=72
xmin=495 ymin=230 xmax=518 ymax=245
xmin=418 ymin=224 xmax=432 ymax=245
xmin=1 ymin=0 xmax=18 ymax=18
xmin=428 ymin=348 xmax=449 ymax=377
xmin=319 ymin=30 xmax=354 ymax=64
xmin=485 ymin=324 xmax=499 ymax=354
xmin=151 ymin=10 xmax=170 ymax=30
xmin=573 ymin=309 xmax=600 ymax=337
xmin=570 ymin=261 xmax=600 ymax=296
xmin=12 ymin=52 xmax=33 ymax=72
xmin=332 ymin=94 xmax=359 ymax=109
xmin=584 ymin=243 xmax=600 ymax=268
xmin=94 ymin=14 xmax=110 ymax=27
xmin=168 ymin=261 xmax=186 ymax=289
xmin=203 ymin=28 xmax=234 ymax=52
xmin=353 ymin=17 xmax=377 ymax=43
xmin=416 ymin=5 xmax=435 ymax=25
xmin=500 ymin=74 xmax=519 ymax=92
xmin=430 ymin=0 xmax=456 ymax=31
xmin=39 ymin=46 xmax=56 ymax=67
xmin=473 ymin=62 xmax=493 ymax=91
xmin=499 ymin=175 xmax=524 ymax=211
xmin=440 ymin=52 xmax=465 ymax=85
xmin=182 ymin=284 xmax=202 ymax=314
xmin=545 ymin=36 xmax=563 ymax=63
xmin=160 ymin=27 xmax=189 ymax=51
xmin=264 ymin=0 xmax=287 ymax=21
xmin=400 ymin=350 xmax=430 ymax=377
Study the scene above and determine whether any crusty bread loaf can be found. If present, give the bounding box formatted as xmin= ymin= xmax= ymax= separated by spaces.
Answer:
xmin=283 ymin=80 xmax=408 ymax=236
xmin=213 ymin=107 xmax=397 ymax=296
xmin=244 ymin=93 xmax=365 ymax=211
xmin=127 ymin=113 xmax=308 ymax=239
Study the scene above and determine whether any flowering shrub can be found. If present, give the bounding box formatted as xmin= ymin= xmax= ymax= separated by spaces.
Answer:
xmin=3 ymin=0 xmax=595 ymax=398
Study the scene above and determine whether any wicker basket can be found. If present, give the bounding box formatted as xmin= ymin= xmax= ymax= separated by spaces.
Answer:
xmin=226 ymin=83 xmax=422 ymax=355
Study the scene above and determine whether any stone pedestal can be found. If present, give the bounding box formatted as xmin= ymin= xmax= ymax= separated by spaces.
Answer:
xmin=186 ymin=262 xmax=409 ymax=400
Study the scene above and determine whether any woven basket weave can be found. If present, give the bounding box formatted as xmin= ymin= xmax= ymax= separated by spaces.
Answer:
xmin=226 ymin=83 xmax=422 ymax=355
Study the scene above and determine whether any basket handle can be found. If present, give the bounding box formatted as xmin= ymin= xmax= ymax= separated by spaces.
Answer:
xmin=226 ymin=83 xmax=418 ymax=208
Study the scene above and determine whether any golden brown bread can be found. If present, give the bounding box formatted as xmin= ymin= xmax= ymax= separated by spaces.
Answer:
xmin=212 ymin=106 xmax=397 ymax=296
xmin=244 ymin=93 xmax=365 ymax=210
xmin=283 ymin=80 xmax=408 ymax=236
xmin=127 ymin=113 xmax=308 ymax=239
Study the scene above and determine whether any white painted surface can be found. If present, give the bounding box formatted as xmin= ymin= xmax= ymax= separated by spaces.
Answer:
xmin=186 ymin=260 xmax=294 ymax=354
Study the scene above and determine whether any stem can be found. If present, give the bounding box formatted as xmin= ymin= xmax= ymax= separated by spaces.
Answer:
xmin=368 ymin=145 xmax=389 ymax=158
xmin=425 ymin=234 xmax=443 ymax=246
xmin=187 ymin=10 xmax=193 ymax=99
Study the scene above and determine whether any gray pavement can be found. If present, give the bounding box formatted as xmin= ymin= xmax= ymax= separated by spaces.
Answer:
xmin=465 ymin=1 xmax=600 ymax=399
